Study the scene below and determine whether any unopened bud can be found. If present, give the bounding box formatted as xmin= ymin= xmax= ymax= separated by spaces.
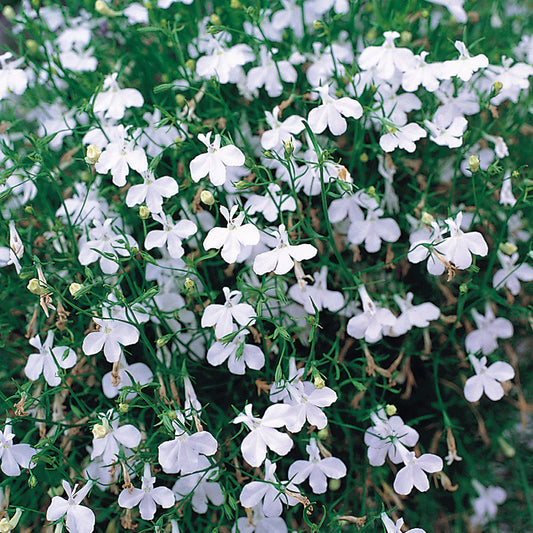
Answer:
xmin=95 ymin=0 xmax=121 ymax=16
xmin=200 ymin=190 xmax=215 ymax=206
xmin=69 ymin=282 xmax=83 ymax=297
xmin=24 ymin=205 xmax=34 ymax=215
xmin=185 ymin=59 xmax=195 ymax=71
xmin=497 ymin=436 xmax=515 ymax=458
xmin=385 ymin=404 xmax=397 ymax=416
xmin=360 ymin=152 xmax=369 ymax=163
xmin=175 ymin=93 xmax=186 ymax=107
xmin=283 ymin=139 xmax=294 ymax=157
xmin=92 ymin=418 xmax=110 ymax=439
xmin=25 ymin=40 xmax=39 ymax=54
xmin=420 ymin=8 xmax=429 ymax=17
xmin=313 ymin=20 xmax=323 ymax=30
xmin=2 ymin=6 xmax=16 ymax=20
xmin=85 ymin=144 xmax=101 ymax=164
xmin=499 ymin=242 xmax=517 ymax=256
xmin=328 ymin=478 xmax=342 ymax=491
xmin=317 ymin=426 xmax=329 ymax=439
xmin=27 ymin=278 xmax=49 ymax=296
xmin=230 ymin=0 xmax=242 ymax=7
xmin=314 ymin=375 xmax=326 ymax=389
xmin=492 ymin=81 xmax=503 ymax=96
xmin=118 ymin=402 xmax=129 ymax=413
xmin=400 ymin=31 xmax=412 ymax=44
xmin=366 ymin=185 xmax=376 ymax=196
xmin=139 ymin=205 xmax=150 ymax=219
xmin=468 ymin=155 xmax=480 ymax=173
xmin=421 ymin=211 xmax=434 ymax=225
xmin=167 ymin=410 xmax=177 ymax=420
xmin=209 ymin=13 xmax=221 ymax=25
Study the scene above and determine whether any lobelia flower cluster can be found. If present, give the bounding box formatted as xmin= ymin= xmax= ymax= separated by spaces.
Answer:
xmin=0 ymin=0 xmax=531 ymax=531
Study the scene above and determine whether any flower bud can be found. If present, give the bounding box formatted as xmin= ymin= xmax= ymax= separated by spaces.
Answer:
xmin=24 ymin=205 xmax=34 ymax=215
xmin=468 ymin=155 xmax=480 ymax=173
xmin=497 ymin=436 xmax=515 ymax=458
xmin=175 ymin=94 xmax=186 ymax=107
xmin=360 ymin=152 xmax=369 ymax=163
xmin=95 ymin=0 xmax=121 ymax=16
xmin=2 ymin=6 xmax=16 ymax=20
xmin=200 ymin=190 xmax=215 ymax=206
xmin=317 ymin=426 xmax=329 ymax=439
xmin=499 ymin=242 xmax=517 ymax=256
xmin=27 ymin=278 xmax=49 ymax=296
xmin=366 ymin=185 xmax=376 ymax=196
xmin=184 ymin=277 xmax=195 ymax=291
xmin=385 ymin=404 xmax=397 ymax=416
xmin=421 ymin=211 xmax=434 ymax=225
xmin=328 ymin=478 xmax=342 ymax=491
xmin=209 ymin=13 xmax=221 ymax=25
xmin=85 ymin=144 xmax=101 ymax=164
xmin=185 ymin=59 xmax=195 ymax=71
xmin=118 ymin=402 xmax=129 ymax=413
xmin=139 ymin=205 xmax=150 ymax=219
xmin=25 ymin=40 xmax=39 ymax=55
xmin=492 ymin=81 xmax=503 ymax=96
xmin=230 ymin=0 xmax=242 ymax=7
xmin=283 ymin=139 xmax=294 ymax=158
xmin=69 ymin=282 xmax=83 ymax=297
xmin=314 ymin=375 xmax=326 ymax=389
xmin=313 ymin=20 xmax=324 ymax=30
xmin=92 ymin=418 xmax=110 ymax=439
xmin=400 ymin=31 xmax=412 ymax=44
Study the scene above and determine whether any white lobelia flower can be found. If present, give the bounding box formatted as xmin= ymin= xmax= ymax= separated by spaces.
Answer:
xmin=346 ymin=207 xmax=401 ymax=253
xmin=253 ymin=224 xmax=317 ymax=276
xmin=0 ymin=420 xmax=36 ymax=476
xmin=90 ymin=410 xmax=142 ymax=465
xmin=207 ymin=328 xmax=265 ymax=375
xmin=464 ymin=354 xmax=515 ymax=402
xmin=288 ymin=265 xmax=344 ymax=314
xmin=246 ymin=46 xmax=297 ymax=98
xmin=441 ymin=41 xmax=488 ymax=82
xmin=172 ymin=467 xmax=224 ymax=514
xmin=379 ymin=122 xmax=427 ymax=153
xmin=25 ymin=331 xmax=77 ymax=387
xmin=470 ymin=480 xmax=507 ymax=527
xmin=201 ymin=287 xmax=256 ymax=339
xmin=499 ymin=175 xmax=516 ymax=207
xmin=364 ymin=409 xmax=419 ymax=466
xmin=46 ymin=480 xmax=95 ymax=533
xmin=232 ymin=404 xmax=293 ymax=468
xmin=282 ymin=380 xmax=338 ymax=433
xmin=0 ymin=52 xmax=28 ymax=100
xmin=493 ymin=251 xmax=533 ymax=295
xmin=145 ymin=212 xmax=197 ymax=259
xmin=78 ymin=218 xmax=137 ymax=275
xmin=93 ymin=72 xmax=144 ymax=120
xmin=190 ymin=132 xmax=246 ymax=186
xmin=239 ymin=459 xmax=300 ymax=517
xmin=390 ymin=293 xmax=441 ymax=336
xmin=425 ymin=0 xmax=467 ymax=23
xmin=308 ymin=84 xmax=363 ymax=136
xmin=401 ymin=51 xmax=441 ymax=92
xmin=125 ymin=171 xmax=179 ymax=213
xmin=102 ymin=356 xmax=153 ymax=400
xmin=425 ymin=115 xmax=468 ymax=149
xmin=243 ymin=183 xmax=296 ymax=223
xmin=260 ymin=106 xmax=305 ymax=151
xmin=8 ymin=221 xmax=24 ymax=274
xmin=358 ymin=31 xmax=415 ymax=80
xmin=232 ymin=504 xmax=288 ymax=533
xmin=393 ymin=451 xmax=443 ymax=495
xmin=438 ymin=212 xmax=488 ymax=269
xmin=346 ymin=286 xmax=396 ymax=344
xmin=118 ymin=463 xmax=175 ymax=520
xmin=407 ymin=220 xmax=448 ymax=275
xmin=381 ymin=512 xmax=426 ymax=533
xmin=203 ymin=205 xmax=260 ymax=264
xmin=196 ymin=43 xmax=254 ymax=84
xmin=82 ymin=312 xmax=140 ymax=363
xmin=288 ymin=438 xmax=346 ymax=494
xmin=465 ymin=303 xmax=513 ymax=355
xmin=94 ymin=125 xmax=148 ymax=187
xmin=158 ymin=414 xmax=218 ymax=475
